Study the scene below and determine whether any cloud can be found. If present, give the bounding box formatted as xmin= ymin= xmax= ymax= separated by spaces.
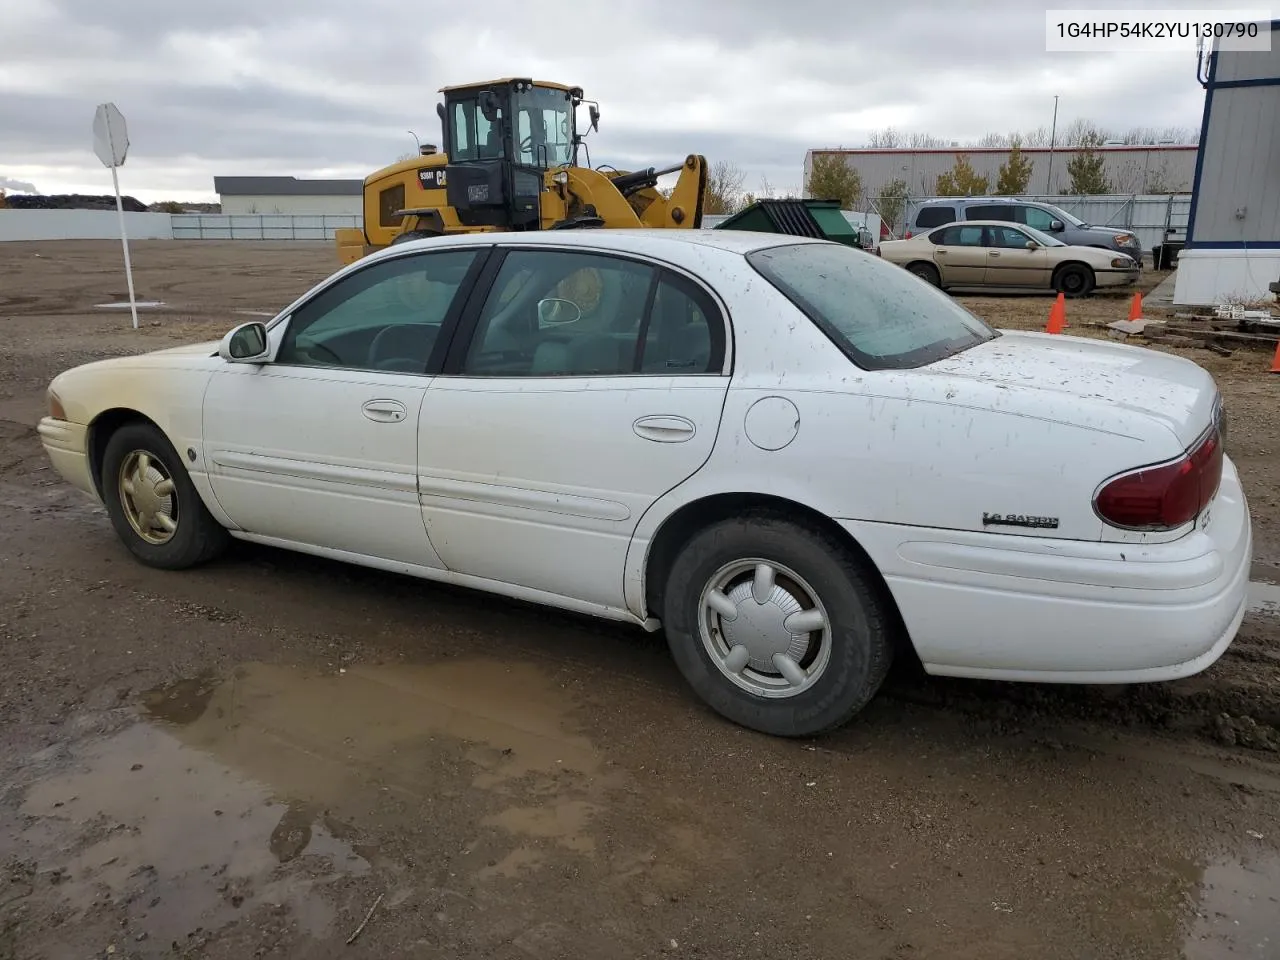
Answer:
xmin=0 ymin=176 xmax=39 ymax=193
xmin=0 ymin=0 xmax=1214 ymax=200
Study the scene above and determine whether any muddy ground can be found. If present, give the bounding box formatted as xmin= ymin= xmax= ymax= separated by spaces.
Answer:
xmin=0 ymin=241 xmax=1278 ymax=960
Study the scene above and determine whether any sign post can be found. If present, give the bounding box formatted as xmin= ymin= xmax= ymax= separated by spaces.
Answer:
xmin=92 ymin=103 xmax=139 ymax=330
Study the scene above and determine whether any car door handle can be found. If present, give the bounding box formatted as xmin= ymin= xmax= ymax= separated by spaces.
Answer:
xmin=988 ymin=251 xmax=1001 ymax=257
xmin=936 ymin=249 xmax=948 ymax=255
xmin=633 ymin=415 xmax=695 ymax=443
xmin=362 ymin=399 xmax=407 ymax=422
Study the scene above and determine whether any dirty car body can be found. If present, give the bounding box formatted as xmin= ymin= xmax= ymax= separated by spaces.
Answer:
xmin=38 ymin=228 xmax=1252 ymax=738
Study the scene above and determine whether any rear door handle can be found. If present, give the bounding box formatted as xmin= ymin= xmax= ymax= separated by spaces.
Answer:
xmin=633 ymin=415 xmax=695 ymax=443
xmin=362 ymin=399 xmax=407 ymax=422
xmin=988 ymin=251 xmax=1001 ymax=257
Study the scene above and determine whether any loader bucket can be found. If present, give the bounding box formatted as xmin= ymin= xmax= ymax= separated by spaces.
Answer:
xmin=712 ymin=198 xmax=865 ymax=247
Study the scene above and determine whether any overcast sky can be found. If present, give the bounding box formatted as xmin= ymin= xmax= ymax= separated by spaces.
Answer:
xmin=1 ymin=0 xmax=1217 ymax=202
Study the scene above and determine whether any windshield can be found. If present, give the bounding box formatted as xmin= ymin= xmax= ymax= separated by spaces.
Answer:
xmin=513 ymin=86 xmax=574 ymax=168
xmin=1022 ymin=224 xmax=1066 ymax=246
xmin=747 ymin=242 xmax=998 ymax=370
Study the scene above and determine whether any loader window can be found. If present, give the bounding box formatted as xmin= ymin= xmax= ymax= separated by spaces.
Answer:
xmin=513 ymin=86 xmax=573 ymax=167
xmin=450 ymin=99 xmax=504 ymax=162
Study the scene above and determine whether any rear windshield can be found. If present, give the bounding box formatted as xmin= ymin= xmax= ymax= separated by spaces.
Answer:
xmin=746 ymin=242 xmax=999 ymax=370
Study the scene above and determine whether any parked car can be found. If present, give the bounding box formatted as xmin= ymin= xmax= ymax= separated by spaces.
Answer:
xmin=879 ymin=220 xmax=1141 ymax=296
xmin=38 ymin=230 xmax=1249 ymax=738
xmin=906 ymin=197 xmax=1145 ymax=266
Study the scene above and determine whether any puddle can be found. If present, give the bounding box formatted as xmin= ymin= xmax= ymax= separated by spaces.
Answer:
xmin=1183 ymin=848 xmax=1280 ymax=958
xmin=1247 ymin=581 xmax=1280 ymax=618
xmin=11 ymin=723 xmax=369 ymax=945
xmin=94 ymin=300 xmax=166 ymax=309
xmin=3 ymin=658 xmax=612 ymax=948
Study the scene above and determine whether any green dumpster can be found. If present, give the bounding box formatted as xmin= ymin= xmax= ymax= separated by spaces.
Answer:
xmin=712 ymin=198 xmax=871 ymax=249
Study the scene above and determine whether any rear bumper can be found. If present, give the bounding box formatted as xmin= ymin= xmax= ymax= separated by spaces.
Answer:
xmin=37 ymin=417 xmax=96 ymax=497
xmin=838 ymin=455 xmax=1253 ymax=683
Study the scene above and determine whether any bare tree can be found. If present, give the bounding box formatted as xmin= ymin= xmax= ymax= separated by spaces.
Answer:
xmin=704 ymin=160 xmax=748 ymax=215
xmin=867 ymin=127 xmax=904 ymax=148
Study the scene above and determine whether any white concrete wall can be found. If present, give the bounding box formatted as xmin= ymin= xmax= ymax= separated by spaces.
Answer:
xmin=1172 ymin=248 xmax=1280 ymax=305
xmin=218 ymin=194 xmax=362 ymax=216
xmin=0 ymin=209 xmax=174 ymax=242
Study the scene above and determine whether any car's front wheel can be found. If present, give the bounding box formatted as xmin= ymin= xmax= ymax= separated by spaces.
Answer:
xmin=661 ymin=513 xmax=895 ymax=737
xmin=101 ymin=421 xmax=230 ymax=569
xmin=1054 ymin=263 xmax=1095 ymax=298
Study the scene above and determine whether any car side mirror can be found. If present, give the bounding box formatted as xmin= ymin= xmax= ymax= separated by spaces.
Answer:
xmin=219 ymin=321 xmax=269 ymax=363
xmin=1025 ymin=240 xmax=1039 ymax=249
xmin=1049 ymin=219 xmax=1065 ymax=232
xmin=537 ymin=298 xmax=581 ymax=327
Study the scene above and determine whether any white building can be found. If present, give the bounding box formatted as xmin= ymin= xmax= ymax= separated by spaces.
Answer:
xmin=213 ymin=176 xmax=363 ymax=216
xmin=1174 ymin=21 xmax=1280 ymax=305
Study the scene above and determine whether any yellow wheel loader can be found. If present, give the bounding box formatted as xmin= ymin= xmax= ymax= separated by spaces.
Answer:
xmin=334 ymin=78 xmax=707 ymax=264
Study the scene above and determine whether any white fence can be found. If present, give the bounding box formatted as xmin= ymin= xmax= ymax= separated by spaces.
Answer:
xmin=170 ymin=214 xmax=360 ymax=240
xmin=0 ymin=209 xmax=175 ymax=242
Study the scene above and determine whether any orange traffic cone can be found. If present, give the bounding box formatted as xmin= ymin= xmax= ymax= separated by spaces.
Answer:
xmin=1046 ymin=293 xmax=1066 ymax=334
xmin=1128 ymin=291 xmax=1143 ymax=321
xmin=1270 ymin=340 xmax=1280 ymax=373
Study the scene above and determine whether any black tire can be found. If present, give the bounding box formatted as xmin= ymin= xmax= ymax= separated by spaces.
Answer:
xmin=907 ymin=261 xmax=942 ymax=287
xmin=1054 ymin=263 xmax=1095 ymax=298
xmin=660 ymin=512 xmax=896 ymax=737
xmin=101 ymin=421 xmax=230 ymax=569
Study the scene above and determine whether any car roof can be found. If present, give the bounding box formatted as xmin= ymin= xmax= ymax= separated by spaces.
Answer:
xmin=367 ymin=228 xmax=829 ymax=263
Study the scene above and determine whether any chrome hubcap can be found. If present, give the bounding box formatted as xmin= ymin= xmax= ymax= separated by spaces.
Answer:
xmin=118 ymin=450 xmax=178 ymax=545
xmin=699 ymin=559 xmax=831 ymax=699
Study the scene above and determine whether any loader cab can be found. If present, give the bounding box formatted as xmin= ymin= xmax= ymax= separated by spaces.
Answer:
xmin=437 ymin=78 xmax=587 ymax=231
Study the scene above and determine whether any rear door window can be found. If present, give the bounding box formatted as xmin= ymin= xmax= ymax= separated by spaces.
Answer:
xmin=914 ymin=206 xmax=956 ymax=229
xmin=963 ymin=204 xmax=1015 ymax=222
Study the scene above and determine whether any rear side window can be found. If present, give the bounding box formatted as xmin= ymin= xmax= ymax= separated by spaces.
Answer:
xmin=963 ymin=204 xmax=1015 ymax=222
xmin=746 ymin=243 xmax=998 ymax=370
xmin=914 ymin=206 xmax=955 ymax=229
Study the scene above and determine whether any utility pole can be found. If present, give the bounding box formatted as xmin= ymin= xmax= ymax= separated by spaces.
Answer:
xmin=1045 ymin=95 xmax=1059 ymax=194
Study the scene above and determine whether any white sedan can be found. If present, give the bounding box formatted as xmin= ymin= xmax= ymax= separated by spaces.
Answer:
xmin=38 ymin=229 xmax=1251 ymax=737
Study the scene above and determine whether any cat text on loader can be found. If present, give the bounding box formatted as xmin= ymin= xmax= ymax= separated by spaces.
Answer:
xmin=333 ymin=78 xmax=708 ymax=264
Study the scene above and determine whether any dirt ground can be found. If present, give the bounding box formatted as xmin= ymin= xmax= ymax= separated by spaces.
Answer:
xmin=1 ymin=240 xmax=1279 ymax=960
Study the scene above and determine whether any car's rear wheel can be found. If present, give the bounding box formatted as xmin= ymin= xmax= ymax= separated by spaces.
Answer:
xmin=1054 ymin=263 xmax=1095 ymax=298
xmin=101 ymin=421 xmax=230 ymax=569
xmin=661 ymin=513 xmax=895 ymax=737
xmin=907 ymin=261 xmax=942 ymax=287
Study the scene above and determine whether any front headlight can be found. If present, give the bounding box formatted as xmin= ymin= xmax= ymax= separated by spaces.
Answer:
xmin=47 ymin=388 xmax=66 ymax=420
xmin=1111 ymin=257 xmax=1135 ymax=268
xmin=1115 ymin=234 xmax=1137 ymax=245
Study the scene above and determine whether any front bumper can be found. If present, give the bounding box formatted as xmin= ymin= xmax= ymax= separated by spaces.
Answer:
xmin=837 ymin=455 xmax=1253 ymax=683
xmin=37 ymin=417 xmax=96 ymax=497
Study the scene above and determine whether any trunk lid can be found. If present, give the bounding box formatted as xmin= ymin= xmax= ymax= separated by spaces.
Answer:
xmin=924 ymin=330 xmax=1219 ymax=450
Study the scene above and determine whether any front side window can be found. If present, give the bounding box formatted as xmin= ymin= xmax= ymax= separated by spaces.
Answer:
xmin=460 ymin=250 xmax=722 ymax=376
xmin=1021 ymin=205 xmax=1056 ymax=230
xmin=990 ymin=225 xmax=1032 ymax=248
xmin=276 ymin=250 xmax=480 ymax=373
xmin=747 ymin=242 xmax=998 ymax=370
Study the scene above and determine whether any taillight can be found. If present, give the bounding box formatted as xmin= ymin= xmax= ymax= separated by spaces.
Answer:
xmin=1094 ymin=426 xmax=1223 ymax=530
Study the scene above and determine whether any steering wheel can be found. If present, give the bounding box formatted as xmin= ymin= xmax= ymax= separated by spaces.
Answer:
xmin=295 ymin=339 xmax=342 ymax=365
